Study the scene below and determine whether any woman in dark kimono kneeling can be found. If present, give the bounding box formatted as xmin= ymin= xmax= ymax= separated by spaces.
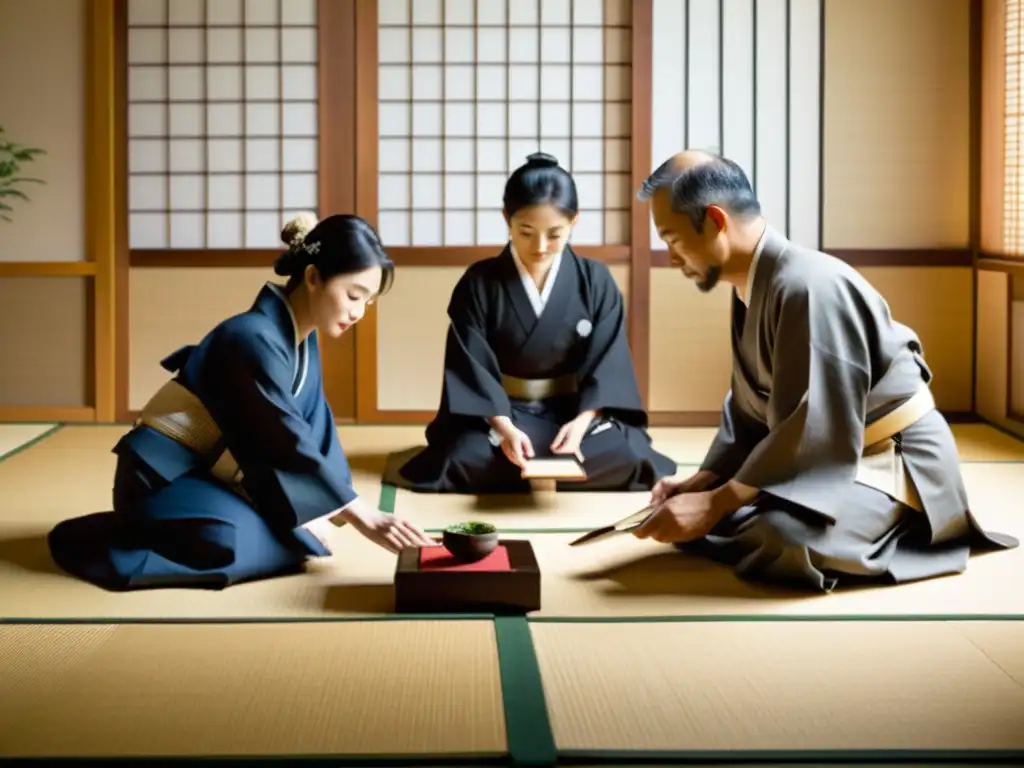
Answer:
xmin=392 ymin=153 xmax=676 ymax=494
xmin=48 ymin=214 xmax=434 ymax=591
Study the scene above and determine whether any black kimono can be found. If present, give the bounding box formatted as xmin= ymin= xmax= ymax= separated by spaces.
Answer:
xmin=392 ymin=246 xmax=675 ymax=493
xmin=47 ymin=283 xmax=359 ymax=590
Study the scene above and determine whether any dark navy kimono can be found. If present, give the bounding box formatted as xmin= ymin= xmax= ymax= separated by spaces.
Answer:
xmin=48 ymin=283 xmax=359 ymax=590
xmin=393 ymin=246 xmax=676 ymax=493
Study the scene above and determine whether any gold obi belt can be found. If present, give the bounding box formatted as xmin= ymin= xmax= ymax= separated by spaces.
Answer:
xmin=500 ymin=373 xmax=578 ymax=402
xmin=855 ymin=386 xmax=937 ymax=513
xmin=135 ymin=379 xmax=244 ymax=489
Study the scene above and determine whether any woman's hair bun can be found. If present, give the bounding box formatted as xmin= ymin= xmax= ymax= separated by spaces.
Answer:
xmin=525 ymin=152 xmax=559 ymax=168
xmin=275 ymin=212 xmax=318 ymax=276
xmin=273 ymin=250 xmax=299 ymax=277
xmin=280 ymin=211 xmax=319 ymax=249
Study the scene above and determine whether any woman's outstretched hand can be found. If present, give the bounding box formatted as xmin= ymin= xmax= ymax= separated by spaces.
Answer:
xmin=338 ymin=500 xmax=438 ymax=554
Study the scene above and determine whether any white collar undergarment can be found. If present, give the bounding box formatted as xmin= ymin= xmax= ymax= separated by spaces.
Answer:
xmin=266 ymin=282 xmax=309 ymax=396
xmin=510 ymin=244 xmax=563 ymax=317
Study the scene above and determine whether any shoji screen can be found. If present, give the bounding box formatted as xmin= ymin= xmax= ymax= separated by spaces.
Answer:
xmin=126 ymin=0 xmax=319 ymax=250
xmin=375 ymin=0 xmax=632 ymax=249
xmin=368 ymin=0 xmax=633 ymax=420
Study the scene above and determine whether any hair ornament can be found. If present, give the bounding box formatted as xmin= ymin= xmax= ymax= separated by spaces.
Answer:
xmin=281 ymin=211 xmax=319 ymax=251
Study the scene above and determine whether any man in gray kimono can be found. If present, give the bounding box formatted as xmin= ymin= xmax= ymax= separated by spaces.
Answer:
xmin=634 ymin=150 xmax=1016 ymax=591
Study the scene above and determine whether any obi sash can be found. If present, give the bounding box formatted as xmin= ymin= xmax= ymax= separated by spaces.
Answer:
xmin=500 ymin=372 xmax=577 ymax=401
xmin=135 ymin=379 xmax=244 ymax=491
xmin=855 ymin=386 xmax=937 ymax=513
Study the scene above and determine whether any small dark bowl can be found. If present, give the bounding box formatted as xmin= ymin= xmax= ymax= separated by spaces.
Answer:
xmin=442 ymin=523 xmax=499 ymax=562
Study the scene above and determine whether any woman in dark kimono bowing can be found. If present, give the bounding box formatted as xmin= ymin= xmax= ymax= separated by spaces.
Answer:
xmin=48 ymin=213 xmax=435 ymax=591
xmin=394 ymin=153 xmax=676 ymax=494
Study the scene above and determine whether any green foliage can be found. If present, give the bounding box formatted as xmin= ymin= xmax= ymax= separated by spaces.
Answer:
xmin=0 ymin=126 xmax=46 ymax=223
xmin=444 ymin=521 xmax=498 ymax=535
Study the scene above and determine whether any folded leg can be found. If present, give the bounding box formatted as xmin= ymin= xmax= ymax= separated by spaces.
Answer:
xmin=48 ymin=455 xmax=326 ymax=591
xmin=393 ymin=426 xmax=526 ymax=494
xmin=570 ymin=420 xmax=677 ymax=492
xmin=678 ymin=481 xmax=968 ymax=591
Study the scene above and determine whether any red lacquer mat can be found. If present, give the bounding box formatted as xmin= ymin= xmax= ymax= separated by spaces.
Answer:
xmin=419 ymin=545 xmax=512 ymax=572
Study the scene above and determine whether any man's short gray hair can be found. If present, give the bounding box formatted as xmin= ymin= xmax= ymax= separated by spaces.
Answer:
xmin=636 ymin=152 xmax=761 ymax=232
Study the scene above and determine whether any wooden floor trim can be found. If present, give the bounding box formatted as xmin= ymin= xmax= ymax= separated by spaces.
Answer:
xmin=977 ymin=254 xmax=1024 ymax=277
xmin=0 ymin=406 xmax=96 ymax=423
xmin=128 ymin=245 xmax=630 ymax=268
xmin=0 ymin=262 xmax=97 ymax=277
xmin=652 ymin=248 xmax=974 ymax=269
xmin=649 ymin=411 xmax=722 ymax=427
xmin=127 ymin=247 xmax=986 ymax=271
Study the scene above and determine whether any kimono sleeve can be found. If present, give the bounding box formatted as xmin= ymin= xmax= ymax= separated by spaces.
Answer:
xmin=438 ymin=269 xmax=513 ymax=421
xmin=575 ymin=263 xmax=647 ymax=425
xmin=310 ymin=362 xmax=359 ymax=506
xmin=201 ymin=327 xmax=359 ymax=530
xmin=732 ymin=278 xmax=872 ymax=518
xmin=699 ymin=388 xmax=769 ymax=479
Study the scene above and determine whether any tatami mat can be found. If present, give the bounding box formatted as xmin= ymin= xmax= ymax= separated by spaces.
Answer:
xmin=956 ymin=620 xmax=1024 ymax=686
xmin=337 ymin=423 xmax=428 ymax=472
xmin=0 ymin=424 xmax=1022 ymax=621
xmin=521 ymin=524 xmax=1024 ymax=618
xmin=393 ymin=480 xmax=687 ymax=532
xmin=531 ymin=620 xmax=1024 ymax=755
xmin=646 ymin=426 xmax=718 ymax=463
xmin=648 ymin=422 xmax=1024 ymax=464
xmin=2 ymin=617 xmax=1019 ymax=762
xmin=943 ymin=423 xmax=1024 ymax=461
xmin=0 ymin=423 xmax=57 ymax=462
xmin=2 ymin=424 xmax=1024 ymax=763
xmin=3 ymin=507 xmax=1022 ymax=620
xmin=0 ymin=425 xmax=386 ymax=532
xmin=0 ymin=620 xmax=506 ymax=759
xmin=389 ymin=456 xmax=1024 ymax=538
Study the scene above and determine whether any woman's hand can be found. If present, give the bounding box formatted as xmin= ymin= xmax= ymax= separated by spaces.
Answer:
xmin=490 ymin=416 xmax=535 ymax=470
xmin=551 ymin=410 xmax=598 ymax=458
xmin=338 ymin=499 xmax=437 ymax=554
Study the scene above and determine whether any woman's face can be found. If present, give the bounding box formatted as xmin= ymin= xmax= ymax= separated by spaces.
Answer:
xmin=505 ymin=204 xmax=577 ymax=267
xmin=307 ymin=265 xmax=382 ymax=339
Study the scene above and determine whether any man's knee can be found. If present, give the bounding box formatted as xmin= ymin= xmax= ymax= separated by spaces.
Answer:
xmin=735 ymin=506 xmax=819 ymax=549
xmin=450 ymin=430 xmax=501 ymax=466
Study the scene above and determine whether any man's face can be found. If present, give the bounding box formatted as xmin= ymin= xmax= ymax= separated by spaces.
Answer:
xmin=650 ymin=187 xmax=724 ymax=293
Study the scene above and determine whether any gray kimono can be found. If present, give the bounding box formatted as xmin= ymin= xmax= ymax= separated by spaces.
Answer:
xmin=688 ymin=227 xmax=1017 ymax=591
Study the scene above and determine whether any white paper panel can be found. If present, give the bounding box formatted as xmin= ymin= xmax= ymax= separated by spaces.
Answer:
xmin=126 ymin=0 xmax=320 ymax=249
xmin=649 ymin=0 xmax=823 ymax=249
xmin=378 ymin=0 xmax=633 ymax=246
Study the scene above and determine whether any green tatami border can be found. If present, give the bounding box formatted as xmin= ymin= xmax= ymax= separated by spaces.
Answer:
xmin=0 ymin=423 xmax=63 ymax=464
xmin=555 ymin=748 xmax=1024 ymax=763
xmin=494 ymin=616 xmax=558 ymax=767
xmin=4 ymin=614 xmax=1024 ymax=765
xmin=379 ymin=480 xmax=397 ymax=512
xmin=3 ymin=445 xmax=1024 ymax=764
xmin=4 ymin=613 xmax=1024 ymax=626
xmin=380 ymin=471 xmax=1024 ymax=624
